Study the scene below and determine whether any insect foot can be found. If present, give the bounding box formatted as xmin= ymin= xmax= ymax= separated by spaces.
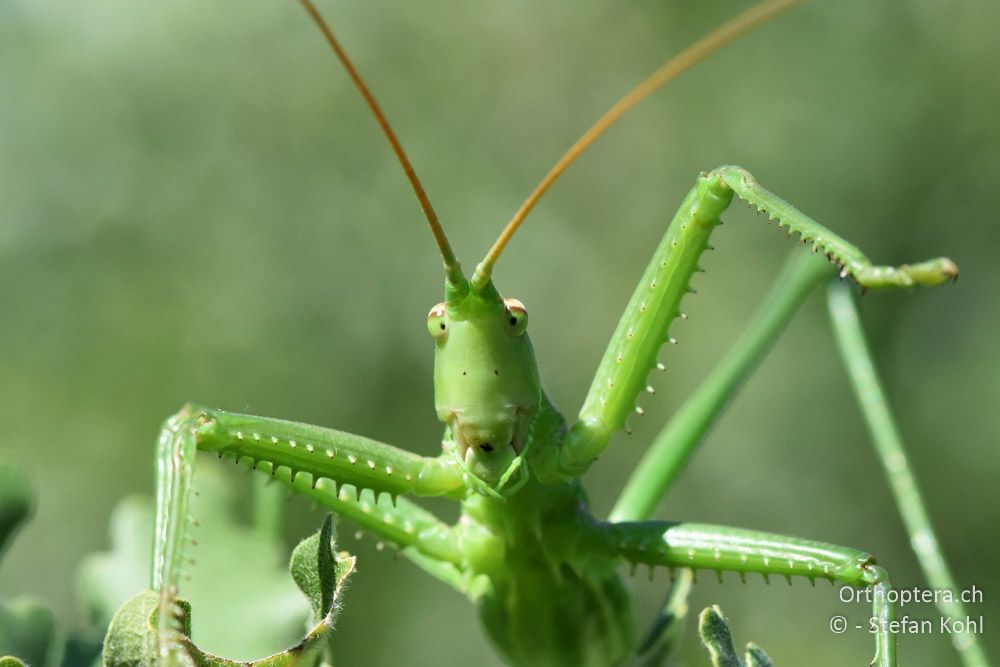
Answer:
xmin=713 ymin=166 xmax=959 ymax=289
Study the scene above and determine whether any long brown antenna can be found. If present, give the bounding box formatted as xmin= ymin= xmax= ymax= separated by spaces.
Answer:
xmin=298 ymin=0 xmax=460 ymax=274
xmin=475 ymin=0 xmax=804 ymax=281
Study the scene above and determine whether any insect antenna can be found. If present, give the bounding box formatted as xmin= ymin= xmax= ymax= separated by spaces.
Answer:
xmin=298 ymin=0 xmax=464 ymax=284
xmin=472 ymin=0 xmax=805 ymax=288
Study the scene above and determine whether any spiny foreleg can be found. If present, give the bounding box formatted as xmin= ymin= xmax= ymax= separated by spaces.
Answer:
xmin=559 ymin=166 xmax=957 ymax=477
xmin=610 ymin=250 xmax=832 ymax=522
xmin=185 ymin=403 xmax=464 ymax=500
xmin=151 ymin=404 xmax=473 ymax=664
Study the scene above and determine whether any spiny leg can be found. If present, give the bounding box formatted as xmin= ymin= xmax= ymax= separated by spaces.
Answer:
xmin=828 ymin=283 xmax=991 ymax=667
xmin=590 ymin=520 xmax=897 ymax=667
xmin=604 ymin=194 xmax=980 ymax=663
xmin=558 ymin=166 xmax=957 ymax=477
xmin=152 ymin=404 xmax=470 ymax=664
xmin=162 ymin=402 xmax=470 ymax=570
xmin=604 ymin=254 xmax=974 ymax=662
xmin=610 ymin=250 xmax=833 ymax=522
xmin=153 ymin=410 xmax=197 ymax=663
xmin=607 ymin=251 xmax=833 ymax=666
xmin=184 ymin=403 xmax=464 ymax=500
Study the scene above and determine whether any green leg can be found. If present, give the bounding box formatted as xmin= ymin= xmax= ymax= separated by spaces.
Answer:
xmin=152 ymin=404 xmax=472 ymax=664
xmin=182 ymin=403 xmax=464 ymax=499
xmin=558 ymin=165 xmax=956 ymax=477
xmin=591 ymin=520 xmax=897 ymax=666
xmin=828 ymin=283 xmax=991 ymax=667
xmin=610 ymin=251 xmax=832 ymax=522
xmin=156 ymin=403 xmax=469 ymax=568
xmin=608 ymin=251 xmax=835 ymax=667
xmin=153 ymin=409 xmax=197 ymax=663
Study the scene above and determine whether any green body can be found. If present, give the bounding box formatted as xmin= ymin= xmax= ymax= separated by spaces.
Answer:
xmin=465 ymin=469 xmax=633 ymax=666
xmin=133 ymin=165 xmax=986 ymax=667
xmin=91 ymin=3 xmax=986 ymax=666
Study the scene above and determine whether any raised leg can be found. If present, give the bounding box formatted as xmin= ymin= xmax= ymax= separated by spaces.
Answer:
xmin=181 ymin=403 xmax=463 ymax=499
xmin=558 ymin=166 xmax=957 ymax=477
xmin=151 ymin=404 xmax=471 ymax=664
xmin=610 ymin=250 xmax=832 ymax=522
xmin=589 ymin=520 xmax=897 ymax=666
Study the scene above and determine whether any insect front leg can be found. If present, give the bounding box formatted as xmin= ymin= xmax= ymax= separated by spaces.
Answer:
xmin=591 ymin=521 xmax=897 ymax=667
xmin=165 ymin=404 xmax=471 ymax=556
xmin=610 ymin=250 xmax=833 ymax=522
xmin=558 ymin=167 xmax=957 ymax=477
xmin=180 ymin=403 xmax=465 ymax=499
xmin=151 ymin=403 xmax=472 ymax=663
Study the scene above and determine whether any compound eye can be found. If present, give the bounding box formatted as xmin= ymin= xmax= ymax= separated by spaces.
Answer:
xmin=503 ymin=298 xmax=528 ymax=337
xmin=427 ymin=303 xmax=448 ymax=341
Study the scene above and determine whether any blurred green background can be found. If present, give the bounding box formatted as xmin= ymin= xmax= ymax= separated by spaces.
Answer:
xmin=1 ymin=0 xmax=998 ymax=664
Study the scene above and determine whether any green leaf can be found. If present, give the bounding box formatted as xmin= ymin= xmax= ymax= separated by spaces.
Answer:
xmin=101 ymin=589 xmax=173 ymax=667
xmin=0 ymin=597 xmax=60 ymax=667
xmin=287 ymin=515 xmax=355 ymax=664
xmin=0 ymin=458 xmax=62 ymax=667
xmin=98 ymin=489 xmax=354 ymax=667
xmin=290 ymin=515 xmax=338 ymax=622
xmin=0 ymin=461 xmax=32 ymax=560
xmin=698 ymin=605 xmax=742 ymax=667
xmin=698 ymin=605 xmax=776 ymax=667
xmin=745 ymin=642 xmax=775 ymax=667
